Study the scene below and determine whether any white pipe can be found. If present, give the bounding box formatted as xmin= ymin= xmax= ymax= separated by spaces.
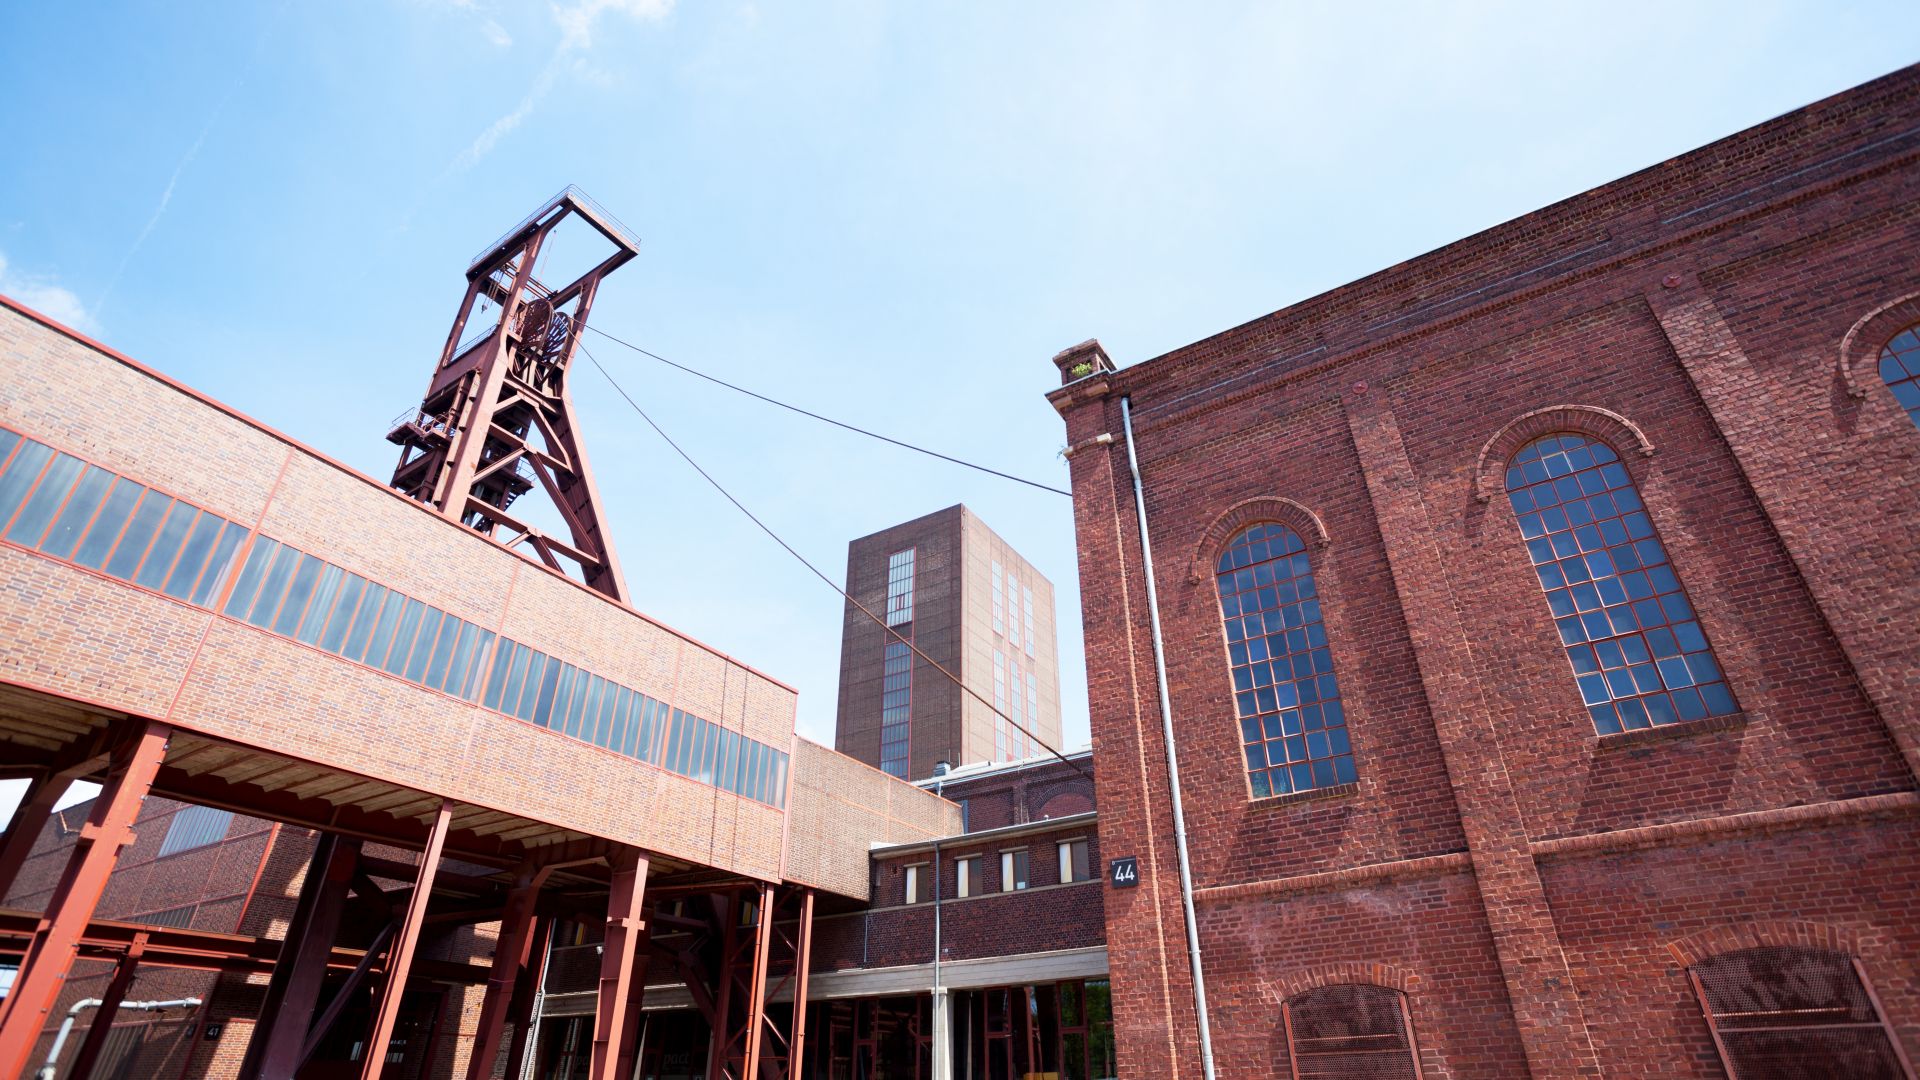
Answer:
xmin=38 ymin=997 xmax=202 ymax=1079
xmin=1120 ymin=394 xmax=1218 ymax=1080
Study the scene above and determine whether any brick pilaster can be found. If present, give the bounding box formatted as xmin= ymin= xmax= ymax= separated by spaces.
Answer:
xmin=1342 ymin=390 xmax=1604 ymax=1079
xmin=1647 ymin=276 xmax=1920 ymax=783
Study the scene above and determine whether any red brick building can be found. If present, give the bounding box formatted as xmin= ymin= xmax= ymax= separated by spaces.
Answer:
xmin=1048 ymin=66 xmax=1920 ymax=1079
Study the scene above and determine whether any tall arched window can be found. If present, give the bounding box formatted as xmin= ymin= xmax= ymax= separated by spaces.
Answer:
xmin=1504 ymin=433 xmax=1737 ymax=734
xmin=1215 ymin=523 xmax=1354 ymax=798
xmin=1282 ymin=984 xmax=1422 ymax=1079
xmin=1690 ymin=947 xmax=1915 ymax=1079
xmin=1879 ymin=323 xmax=1920 ymax=428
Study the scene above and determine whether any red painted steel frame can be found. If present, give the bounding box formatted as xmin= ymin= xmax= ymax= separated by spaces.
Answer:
xmin=386 ymin=192 xmax=634 ymax=601
xmin=465 ymin=860 xmax=553 ymax=1080
xmin=67 ymin=932 xmax=146 ymax=1080
xmin=361 ymin=800 xmax=454 ymax=1079
xmin=0 ymin=719 xmax=170 ymax=1080
xmin=590 ymin=849 xmax=651 ymax=1079
xmin=240 ymin=832 xmax=363 ymax=1078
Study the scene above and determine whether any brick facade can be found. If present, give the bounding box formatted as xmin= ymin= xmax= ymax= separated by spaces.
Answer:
xmin=1051 ymin=66 xmax=1920 ymax=1078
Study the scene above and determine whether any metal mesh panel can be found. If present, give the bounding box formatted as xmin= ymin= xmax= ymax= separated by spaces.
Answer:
xmin=1284 ymin=985 xmax=1419 ymax=1080
xmin=1693 ymin=947 xmax=1911 ymax=1080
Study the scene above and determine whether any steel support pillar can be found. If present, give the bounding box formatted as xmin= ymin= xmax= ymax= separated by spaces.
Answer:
xmin=706 ymin=893 xmax=739 ymax=1080
xmin=741 ymin=885 xmax=776 ymax=1080
xmin=588 ymin=849 xmax=650 ymax=1080
xmin=501 ymin=915 xmax=552 ymax=1080
xmin=241 ymin=832 xmax=362 ymax=1080
xmin=0 ymin=772 xmax=67 ymax=902
xmin=66 ymin=933 xmax=145 ymax=1080
xmin=0 ymin=720 xmax=169 ymax=1080
xmin=465 ymin=861 xmax=551 ymax=1080
xmin=361 ymin=800 xmax=454 ymax=1079
xmin=787 ymin=890 xmax=814 ymax=1080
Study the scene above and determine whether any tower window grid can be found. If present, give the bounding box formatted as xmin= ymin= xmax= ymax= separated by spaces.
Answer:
xmin=1504 ymin=433 xmax=1736 ymax=733
xmin=1023 ymin=583 xmax=1035 ymax=659
xmin=879 ymin=547 xmax=916 ymax=777
xmin=1215 ymin=522 xmax=1356 ymax=798
xmin=991 ymin=559 xmax=1004 ymax=634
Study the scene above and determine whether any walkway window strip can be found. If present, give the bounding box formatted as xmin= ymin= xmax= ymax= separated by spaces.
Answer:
xmin=0 ymin=424 xmax=788 ymax=809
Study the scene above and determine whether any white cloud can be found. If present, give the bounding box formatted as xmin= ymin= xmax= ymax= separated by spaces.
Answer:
xmin=551 ymin=0 xmax=674 ymax=51
xmin=447 ymin=0 xmax=672 ymax=173
xmin=0 ymin=252 xmax=99 ymax=334
xmin=480 ymin=17 xmax=513 ymax=46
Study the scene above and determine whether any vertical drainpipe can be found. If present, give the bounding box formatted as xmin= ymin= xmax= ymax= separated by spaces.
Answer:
xmin=931 ymin=762 xmax=951 ymax=1080
xmin=1120 ymin=394 xmax=1219 ymax=1080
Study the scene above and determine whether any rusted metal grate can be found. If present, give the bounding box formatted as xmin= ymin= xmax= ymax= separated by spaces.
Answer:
xmin=1691 ymin=947 xmax=1916 ymax=1080
xmin=1283 ymin=984 xmax=1422 ymax=1080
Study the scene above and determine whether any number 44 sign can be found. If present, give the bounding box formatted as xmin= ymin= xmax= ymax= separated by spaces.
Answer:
xmin=1109 ymin=856 xmax=1140 ymax=888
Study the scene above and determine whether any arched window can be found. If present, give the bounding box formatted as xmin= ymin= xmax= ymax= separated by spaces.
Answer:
xmin=1215 ymin=523 xmax=1354 ymax=798
xmin=1504 ymin=433 xmax=1736 ymax=734
xmin=1690 ymin=947 xmax=1915 ymax=1079
xmin=1879 ymin=323 xmax=1920 ymax=428
xmin=1282 ymin=984 xmax=1422 ymax=1079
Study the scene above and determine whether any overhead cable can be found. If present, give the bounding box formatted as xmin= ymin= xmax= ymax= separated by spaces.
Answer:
xmin=579 ymin=343 xmax=1090 ymax=781
xmin=585 ymin=324 xmax=1072 ymax=497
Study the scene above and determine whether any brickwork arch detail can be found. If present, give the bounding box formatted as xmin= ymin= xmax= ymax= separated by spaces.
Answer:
xmin=1474 ymin=404 xmax=1656 ymax=503
xmin=1838 ymin=289 xmax=1920 ymax=397
xmin=1271 ymin=961 xmax=1423 ymax=1002
xmin=1188 ymin=496 xmax=1330 ymax=584
xmin=1664 ymin=920 xmax=1862 ymax=968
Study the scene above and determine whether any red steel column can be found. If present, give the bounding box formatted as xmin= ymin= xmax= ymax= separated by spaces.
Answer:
xmin=588 ymin=849 xmax=650 ymax=1080
xmin=706 ymin=894 xmax=739 ymax=1080
xmin=502 ymin=915 xmax=553 ymax=1079
xmin=241 ymin=832 xmax=362 ymax=1079
xmin=464 ymin=861 xmax=551 ymax=1080
xmin=0 ymin=772 xmax=67 ymax=901
xmin=0 ymin=720 xmax=169 ymax=1080
xmin=67 ymin=933 xmax=146 ymax=1080
xmin=742 ymin=884 xmax=776 ymax=1080
xmin=361 ymin=800 xmax=454 ymax=1080
xmin=788 ymin=890 xmax=815 ymax=1080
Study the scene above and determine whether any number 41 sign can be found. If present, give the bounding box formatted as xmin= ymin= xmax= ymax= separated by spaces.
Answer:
xmin=1109 ymin=856 xmax=1140 ymax=888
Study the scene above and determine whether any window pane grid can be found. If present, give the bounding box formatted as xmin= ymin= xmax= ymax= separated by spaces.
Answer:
xmin=1505 ymin=433 xmax=1737 ymax=734
xmin=1879 ymin=325 xmax=1920 ymax=428
xmin=1216 ymin=523 xmax=1355 ymax=798
xmin=880 ymin=640 xmax=911 ymax=778
xmin=885 ymin=548 xmax=916 ymax=626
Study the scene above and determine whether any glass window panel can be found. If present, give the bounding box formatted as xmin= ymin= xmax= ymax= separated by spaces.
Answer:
xmin=403 ymin=608 xmax=445 ymax=682
xmin=359 ymin=588 xmax=405 ymax=667
xmin=423 ymin=613 xmax=462 ymax=688
xmin=188 ymin=521 xmax=248 ymax=607
xmin=105 ymin=491 xmax=174 ymax=581
xmin=0 ymin=430 xmax=18 ymax=467
xmin=162 ymin=510 xmax=227 ymax=600
xmin=460 ymin=631 xmax=494 ymax=699
xmin=318 ymin=574 xmax=367 ymax=653
xmin=635 ymin=698 xmax=659 ymax=762
xmin=437 ymin=620 xmax=476 ymax=693
xmin=74 ymin=477 xmax=144 ymax=570
xmin=0 ymin=440 xmax=55 ymax=531
xmin=294 ymin=564 xmax=344 ymax=644
xmin=134 ymin=503 xmax=198 ymax=591
xmin=482 ymin=639 xmax=516 ymax=710
xmin=271 ymin=554 xmax=325 ymax=637
xmin=343 ymin=584 xmax=393 ymax=663
xmin=577 ymin=676 xmax=606 ymax=743
xmin=242 ymin=543 xmax=300 ymax=628
xmin=6 ymin=452 xmax=83 ymax=547
xmin=550 ymin=665 xmax=580 ymax=735
xmin=609 ymin=687 xmax=633 ymax=756
xmin=1215 ymin=522 xmax=1353 ymax=797
xmin=220 ymin=538 xmax=278 ymax=618
xmin=596 ymin=681 xmax=620 ymax=749
xmin=1505 ymin=432 xmax=1737 ymax=734
xmin=381 ymin=598 xmax=425 ymax=675
xmin=500 ymin=643 xmax=532 ymax=714
xmin=38 ymin=465 xmax=113 ymax=560
xmin=531 ymin=656 xmax=562 ymax=727
xmin=518 ymin=651 xmax=551 ymax=722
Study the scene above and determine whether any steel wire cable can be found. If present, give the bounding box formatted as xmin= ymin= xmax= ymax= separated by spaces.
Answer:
xmin=580 ymin=342 xmax=1090 ymax=780
xmin=584 ymin=324 xmax=1072 ymax=497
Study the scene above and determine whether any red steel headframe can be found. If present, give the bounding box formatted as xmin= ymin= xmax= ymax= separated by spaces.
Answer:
xmin=387 ymin=187 xmax=639 ymax=601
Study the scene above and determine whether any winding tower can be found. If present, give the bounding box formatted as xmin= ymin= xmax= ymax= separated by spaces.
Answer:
xmin=387 ymin=187 xmax=638 ymax=601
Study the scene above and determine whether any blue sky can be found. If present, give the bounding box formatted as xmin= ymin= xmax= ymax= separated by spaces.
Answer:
xmin=1 ymin=2 xmax=1915 ymax=810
